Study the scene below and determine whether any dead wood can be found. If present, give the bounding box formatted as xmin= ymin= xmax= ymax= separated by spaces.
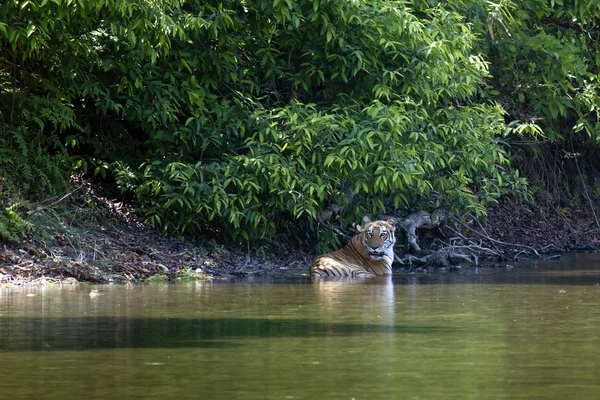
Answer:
xmin=453 ymin=216 xmax=540 ymax=258
xmin=389 ymin=209 xmax=542 ymax=269
xmin=399 ymin=210 xmax=448 ymax=253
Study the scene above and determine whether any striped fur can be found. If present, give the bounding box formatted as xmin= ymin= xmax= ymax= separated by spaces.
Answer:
xmin=310 ymin=216 xmax=397 ymax=278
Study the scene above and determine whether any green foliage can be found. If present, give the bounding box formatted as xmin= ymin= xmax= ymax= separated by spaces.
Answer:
xmin=0 ymin=203 xmax=33 ymax=242
xmin=440 ymin=0 xmax=600 ymax=200
xmin=106 ymin=0 xmax=524 ymax=241
xmin=476 ymin=0 xmax=600 ymax=141
xmin=0 ymin=125 xmax=72 ymax=199
xmin=143 ymin=275 xmax=167 ymax=283
xmin=0 ymin=0 xmax=534 ymax=246
xmin=175 ymin=267 xmax=213 ymax=281
xmin=414 ymin=0 xmax=600 ymax=140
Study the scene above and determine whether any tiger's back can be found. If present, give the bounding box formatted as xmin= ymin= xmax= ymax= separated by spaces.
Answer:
xmin=310 ymin=217 xmax=397 ymax=278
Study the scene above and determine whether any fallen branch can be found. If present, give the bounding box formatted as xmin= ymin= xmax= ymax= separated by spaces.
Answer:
xmin=437 ymin=243 xmax=502 ymax=258
xmin=453 ymin=217 xmax=540 ymax=257
xmin=472 ymin=215 xmax=502 ymax=253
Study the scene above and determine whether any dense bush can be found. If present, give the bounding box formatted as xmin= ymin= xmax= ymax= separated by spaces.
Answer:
xmin=12 ymin=0 xmax=598 ymax=245
xmin=447 ymin=0 xmax=600 ymax=197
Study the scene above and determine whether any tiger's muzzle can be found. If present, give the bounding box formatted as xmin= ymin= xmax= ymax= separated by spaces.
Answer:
xmin=368 ymin=249 xmax=385 ymax=259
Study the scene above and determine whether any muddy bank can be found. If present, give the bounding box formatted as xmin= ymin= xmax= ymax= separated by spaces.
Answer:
xmin=0 ymin=218 xmax=309 ymax=286
xmin=1 ymin=187 xmax=599 ymax=286
xmin=0 ymin=183 xmax=310 ymax=287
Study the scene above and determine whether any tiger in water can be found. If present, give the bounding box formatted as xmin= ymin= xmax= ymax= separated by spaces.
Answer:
xmin=310 ymin=216 xmax=397 ymax=278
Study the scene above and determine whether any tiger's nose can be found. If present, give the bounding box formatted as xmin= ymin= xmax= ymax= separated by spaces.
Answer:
xmin=370 ymin=246 xmax=379 ymax=251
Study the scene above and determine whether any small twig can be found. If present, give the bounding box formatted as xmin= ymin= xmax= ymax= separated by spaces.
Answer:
xmin=393 ymin=250 xmax=405 ymax=264
xmin=11 ymin=52 xmax=17 ymax=123
xmin=573 ymin=145 xmax=600 ymax=228
xmin=317 ymin=220 xmax=352 ymax=240
xmin=28 ymin=184 xmax=85 ymax=214
xmin=546 ymin=201 xmax=575 ymax=233
xmin=444 ymin=226 xmax=470 ymax=243
xmin=471 ymin=214 xmax=502 ymax=253
xmin=513 ymin=250 xmax=527 ymax=260
xmin=400 ymin=254 xmax=426 ymax=265
xmin=541 ymin=243 xmax=564 ymax=252
xmin=437 ymin=243 xmax=502 ymax=257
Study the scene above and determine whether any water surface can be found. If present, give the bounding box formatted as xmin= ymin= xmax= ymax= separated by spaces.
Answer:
xmin=1 ymin=253 xmax=600 ymax=399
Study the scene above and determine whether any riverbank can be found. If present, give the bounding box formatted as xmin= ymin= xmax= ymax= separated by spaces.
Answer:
xmin=0 ymin=181 xmax=310 ymax=286
xmin=0 ymin=224 xmax=309 ymax=286
xmin=1 ymin=183 xmax=599 ymax=286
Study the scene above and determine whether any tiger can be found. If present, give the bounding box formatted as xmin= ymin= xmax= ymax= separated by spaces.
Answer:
xmin=310 ymin=216 xmax=398 ymax=278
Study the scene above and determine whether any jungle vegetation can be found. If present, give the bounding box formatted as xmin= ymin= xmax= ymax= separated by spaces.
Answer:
xmin=0 ymin=0 xmax=599 ymax=248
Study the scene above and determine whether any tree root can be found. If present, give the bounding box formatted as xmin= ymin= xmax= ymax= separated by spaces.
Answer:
xmin=452 ymin=215 xmax=540 ymax=258
xmin=390 ymin=210 xmax=542 ymax=270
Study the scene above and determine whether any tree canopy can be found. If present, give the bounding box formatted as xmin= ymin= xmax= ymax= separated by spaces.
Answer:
xmin=1 ymin=0 xmax=598 ymax=246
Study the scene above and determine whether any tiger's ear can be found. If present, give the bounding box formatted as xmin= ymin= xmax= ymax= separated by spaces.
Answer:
xmin=357 ymin=215 xmax=371 ymax=232
xmin=387 ymin=217 xmax=398 ymax=230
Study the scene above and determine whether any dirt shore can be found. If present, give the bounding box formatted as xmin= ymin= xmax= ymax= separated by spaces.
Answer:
xmin=0 ymin=218 xmax=311 ymax=286
xmin=1 ymin=186 xmax=599 ymax=286
xmin=483 ymin=198 xmax=600 ymax=253
xmin=0 ymin=183 xmax=311 ymax=286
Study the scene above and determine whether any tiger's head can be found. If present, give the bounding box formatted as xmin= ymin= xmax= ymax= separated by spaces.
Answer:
xmin=358 ymin=216 xmax=397 ymax=260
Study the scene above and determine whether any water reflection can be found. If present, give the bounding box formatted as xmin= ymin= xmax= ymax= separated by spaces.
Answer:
xmin=312 ymin=276 xmax=395 ymax=323
xmin=1 ymin=254 xmax=600 ymax=400
xmin=0 ymin=313 xmax=451 ymax=352
xmin=0 ymin=275 xmax=448 ymax=356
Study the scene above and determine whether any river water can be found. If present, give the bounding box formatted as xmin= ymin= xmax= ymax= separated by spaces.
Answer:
xmin=1 ymin=253 xmax=600 ymax=399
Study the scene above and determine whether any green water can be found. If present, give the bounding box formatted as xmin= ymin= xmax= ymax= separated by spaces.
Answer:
xmin=1 ymin=253 xmax=600 ymax=400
